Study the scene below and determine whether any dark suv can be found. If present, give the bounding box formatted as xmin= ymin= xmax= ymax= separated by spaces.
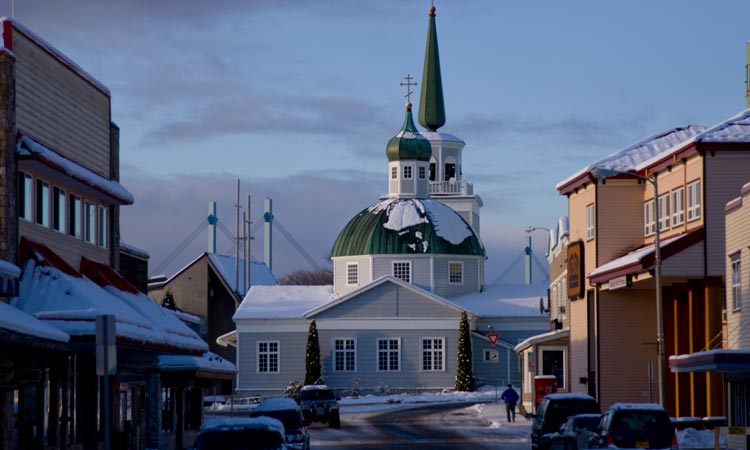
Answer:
xmin=249 ymin=397 xmax=310 ymax=450
xmin=590 ymin=403 xmax=677 ymax=450
xmin=298 ymin=385 xmax=340 ymax=428
xmin=531 ymin=393 xmax=601 ymax=450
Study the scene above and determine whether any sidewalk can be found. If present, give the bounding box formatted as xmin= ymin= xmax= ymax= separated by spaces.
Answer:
xmin=473 ymin=401 xmax=532 ymax=436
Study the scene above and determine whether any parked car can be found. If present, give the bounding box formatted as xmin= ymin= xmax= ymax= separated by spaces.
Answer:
xmin=249 ymin=397 xmax=310 ymax=450
xmin=590 ymin=403 xmax=677 ymax=450
xmin=547 ymin=414 xmax=602 ymax=450
xmin=194 ymin=417 xmax=289 ymax=450
xmin=298 ymin=384 xmax=341 ymax=428
xmin=531 ymin=393 xmax=601 ymax=450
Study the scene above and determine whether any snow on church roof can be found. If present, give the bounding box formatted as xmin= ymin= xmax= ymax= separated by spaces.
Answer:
xmin=233 ymin=285 xmax=336 ymax=320
xmin=0 ymin=300 xmax=69 ymax=342
xmin=447 ymin=283 xmax=548 ymax=317
xmin=17 ymin=135 xmax=134 ymax=204
xmin=370 ymin=198 xmax=473 ymax=246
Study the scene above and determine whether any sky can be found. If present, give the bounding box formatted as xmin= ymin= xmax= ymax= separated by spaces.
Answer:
xmin=7 ymin=0 xmax=750 ymax=282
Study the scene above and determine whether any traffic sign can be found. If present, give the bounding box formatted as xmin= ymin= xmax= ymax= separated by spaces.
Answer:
xmin=487 ymin=333 xmax=500 ymax=346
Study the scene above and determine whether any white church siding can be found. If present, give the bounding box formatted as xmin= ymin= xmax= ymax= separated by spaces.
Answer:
xmin=371 ymin=255 xmax=432 ymax=292
xmin=332 ymin=255 xmax=372 ymax=296
xmin=432 ymin=255 xmax=482 ymax=298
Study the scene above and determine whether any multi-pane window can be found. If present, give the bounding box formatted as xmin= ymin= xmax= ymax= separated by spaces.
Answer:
xmin=53 ymin=187 xmax=66 ymax=233
xmin=98 ymin=206 xmax=108 ymax=248
xmin=392 ymin=261 xmax=411 ymax=283
xmin=333 ymin=338 xmax=356 ymax=372
xmin=377 ymin=338 xmax=400 ymax=371
xmin=403 ymin=166 xmax=413 ymax=179
xmin=36 ymin=179 xmax=50 ymax=227
xmin=84 ymin=202 xmax=96 ymax=243
xmin=644 ymin=199 xmax=656 ymax=236
xmin=671 ymin=187 xmax=684 ymax=226
xmin=449 ymin=261 xmax=463 ymax=285
xmin=257 ymin=341 xmax=279 ymax=373
xmin=69 ymin=194 xmax=82 ymax=238
xmin=346 ymin=263 xmax=358 ymax=286
xmin=687 ymin=180 xmax=701 ymax=221
xmin=657 ymin=193 xmax=670 ymax=231
xmin=18 ymin=172 xmax=33 ymax=221
xmin=418 ymin=166 xmax=426 ymax=179
xmin=391 ymin=167 xmax=397 ymax=179
xmin=421 ymin=338 xmax=444 ymax=371
xmin=732 ymin=253 xmax=741 ymax=311
xmin=586 ymin=204 xmax=594 ymax=240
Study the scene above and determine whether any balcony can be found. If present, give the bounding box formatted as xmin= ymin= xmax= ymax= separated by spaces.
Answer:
xmin=429 ymin=179 xmax=473 ymax=196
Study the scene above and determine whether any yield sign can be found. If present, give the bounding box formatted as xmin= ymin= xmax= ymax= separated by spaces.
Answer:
xmin=487 ymin=333 xmax=500 ymax=346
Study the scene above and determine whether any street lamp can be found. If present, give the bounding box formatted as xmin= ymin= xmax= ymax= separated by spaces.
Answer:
xmin=523 ymin=226 xmax=551 ymax=284
xmin=590 ymin=167 xmax=666 ymax=408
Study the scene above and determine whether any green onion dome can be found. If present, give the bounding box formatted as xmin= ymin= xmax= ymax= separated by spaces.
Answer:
xmin=386 ymin=103 xmax=432 ymax=162
xmin=331 ymin=198 xmax=485 ymax=257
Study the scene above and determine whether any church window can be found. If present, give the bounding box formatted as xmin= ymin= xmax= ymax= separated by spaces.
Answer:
xmin=419 ymin=166 xmax=426 ymax=179
xmin=403 ymin=165 xmax=413 ymax=179
xmin=334 ymin=338 xmax=356 ymax=371
xmin=346 ymin=263 xmax=358 ymax=286
xmin=391 ymin=167 xmax=397 ymax=179
xmin=421 ymin=338 xmax=444 ymax=371
xmin=392 ymin=261 xmax=411 ymax=283
xmin=18 ymin=172 xmax=33 ymax=221
xmin=449 ymin=261 xmax=463 ymax=285
xmin=36 ymin=179 xmax=50 ymax=227
xmin=445 ymin=163 xmax=456 ymax=180
xmin=377 ymin=338 xmax=400 ymax=371
xmin=257 ymin=341 xmax=279 ymax=373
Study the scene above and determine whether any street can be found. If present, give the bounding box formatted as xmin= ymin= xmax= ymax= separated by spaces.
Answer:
xmin=308 ymin=402 xmax=531 ymax=450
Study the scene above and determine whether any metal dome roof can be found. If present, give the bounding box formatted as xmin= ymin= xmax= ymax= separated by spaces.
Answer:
xmin=386 ymin=104 xmax=432 ymax=162
xmin=331 ymin=198 xmax=485 ymax=257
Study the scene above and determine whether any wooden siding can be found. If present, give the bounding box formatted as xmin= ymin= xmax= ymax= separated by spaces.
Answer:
xmin=432 ymin=255 xmax=480 ymax=297
xmin=333 ymin=255 xmax=372 ymax=296
xmin=597 ymin=289 xmax=657 ymax=409
xmin=13 ymin=30 xmax=111 ymax=177
xmin=472 ymin=338 xmax=520 ymax=388
xmin=19 ymin=220 xmax=108 ymax=269
xmin=236 ymin=329 xmax=307 ymax=392
xmin=372 ymin=255 xmax=431 ymax=292
xmin=597 ymin=181 xmax=645 ymax=265
xmin=726 ymin=196 xmax=750 ymax=349
xmin=705 ymin=152 xmax=750 ymax=276
xmin=312 ymin=281 xmax=459 ymax=320
xmin=150 ymin=259 xmax=210 ymax=319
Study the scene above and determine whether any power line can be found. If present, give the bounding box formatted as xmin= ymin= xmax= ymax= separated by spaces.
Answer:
xmin=273 ymin=217 xmax=323 ymax=271
xmin=150 ymin=220 xmax=208 ymax=276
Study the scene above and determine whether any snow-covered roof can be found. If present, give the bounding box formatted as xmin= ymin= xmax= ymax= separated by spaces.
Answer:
xmin=253 ymin=397 xmax=300 ymax=412
xmin=0 ymin=300 xmax=69 ymax=342
xmin=556 ymin=126 xmax=705 ymax=191
xmin=119 ymin=241 xmax=149 ymax=259
xmin=200 ymin=417 xmax=285 ymax=435
xmin=543 ymin=393 xmax=596 ymax=401
xmin=207 ymin=253 xmax=278 ymax=294
xmin=0 ymin=259 xmax=20 ymax=278
xmin=421 ymin=131 xmax=465 ymax=144
xmin=1 ymin=18 xmax=110 ymax=96
xmin=550 ymin=216 xmax=569 ymax=252
xmin=514 ymin=328 xmax=570 ymax=352
xmin=169 ymin=308 xmax=201 ymax=324
xmin=370 ymin=198 xmax=474 ymax=246
xmin=157 ymin=351 xmax=236 ymax=374
xmin=17 ymin=135 xmax=134 ymax=205
xmin=234 ymin=285 xmax=336 ymax=320
xmin=588 ymin=233 xmax=689 ymax=278
xmin=448 ymin=283 xmax=548 ymax=318
xmin=607 ymin=402 xmax=666 ymax=411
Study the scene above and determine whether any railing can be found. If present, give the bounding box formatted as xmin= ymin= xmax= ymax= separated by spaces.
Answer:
xmin=429 ymin=180 xmax=473 ymax=196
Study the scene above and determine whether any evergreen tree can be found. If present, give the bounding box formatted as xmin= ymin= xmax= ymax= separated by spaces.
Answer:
xmin=455 ymin=311 xmax=475 ymax=392
xmin=162 ymin=290 xmax=176 ymax=310
xmin=304 ymin=320 xmax=322 ymax=385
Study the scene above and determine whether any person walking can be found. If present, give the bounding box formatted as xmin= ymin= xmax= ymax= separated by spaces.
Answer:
xmin=500 ymin=383 xmax=519 ymax=422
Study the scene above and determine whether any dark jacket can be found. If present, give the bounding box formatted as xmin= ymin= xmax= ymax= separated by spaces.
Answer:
xmin=501 ymin=388 xmax=519 ymax=404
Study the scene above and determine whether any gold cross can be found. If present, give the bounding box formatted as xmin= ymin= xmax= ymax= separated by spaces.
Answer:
xmin=400 ymin=74 xmax=418 ymax=104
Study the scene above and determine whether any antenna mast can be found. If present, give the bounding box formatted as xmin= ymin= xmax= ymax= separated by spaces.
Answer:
xmin=746 ymin=41 xmax=750 ymax=109
xmin=235 ymin=179 xmax=241 ymax=295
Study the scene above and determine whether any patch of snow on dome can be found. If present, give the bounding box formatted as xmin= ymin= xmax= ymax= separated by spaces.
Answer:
xmin=381 ymin=200 xmax=429 ymax=231
xmin=369 ymin=199 xmax=473 ymax=246
xmin=421 ymin=200 xmax=473 ymax=245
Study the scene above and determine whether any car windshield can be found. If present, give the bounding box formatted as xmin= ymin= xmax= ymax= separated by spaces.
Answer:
xmin=547 ymin=400 xmax=600 ymax=426
xmin=194 ymin=429 xmax=284 ymax=450
xmin=300 ymin=389 xmax=336 ymax=401
xmin=572 ymin=415 xmax=600 ymax=430
xmin=250 ymin=410 xmax=302 ymax=429
xmin=612 ymin=410 xmax=672 ymax=439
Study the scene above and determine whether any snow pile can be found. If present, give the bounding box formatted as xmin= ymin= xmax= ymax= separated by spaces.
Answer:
xmin=677 ymin=427 xmax=726 ymax=448
xmin=0 ymin=259 xmax=20 ymax=278
xmin=369 ymin=198 xmax=474 ymax=246
xmin=0 ymin=300 xmax=69 ymax=342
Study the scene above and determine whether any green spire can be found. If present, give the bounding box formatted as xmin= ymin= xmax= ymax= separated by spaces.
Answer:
xmin=386 ymin=103 xmax=432 ymax=162
xmin=418 ymin=5 xmax=446 ymax=132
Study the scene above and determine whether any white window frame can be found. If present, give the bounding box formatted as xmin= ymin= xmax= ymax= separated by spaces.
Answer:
xmin=19 ymin=171 xmax=33 ymax=221
xmin=586 ymin=204 xmax=595 ymax=240
xmin=98 ymin=206 xmax=108 ymax=248
xmin=333 ymin=338 xmax=356 ymax=372
xmin=421 ymin=337 xmax=445 ymax=371
xmin=53 ymin=187 xmax=66 ymax=234
xmin=257 ymin=340 xmax=280 ymax=373
xmin=657 ymin=193 xmax=670 ymax=231
xmin=36 ymin=179 xmax=50 ymax=227
xmin=448 ymin=261 xmax=463 ymax=285
xmin=392 ymin=261 xmax=411 ymax=283
xmin=346 ymin=262 xmax=359 ymax=286
xmin=484 ymin=349 xmax=499 ymax=363
xmin=732 ymin=252 xmax=741 ymax=312
xmin=644 ymin=199 xmax=656 ymax=236
xmin=69 ymin=194 xmax=82 ymax=239
xmin=687 ymin=180 xmax=701 ymax=222
xmin=376 ymin=338 xmax=400 ymax=372
xmin=403 ymin=165 xmax=413 ymax=180
xmin=671 ymin=187 xmax=684 ymax=226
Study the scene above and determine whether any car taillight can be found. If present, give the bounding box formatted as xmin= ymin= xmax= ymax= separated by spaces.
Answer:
xmin=605 ymin=433 xmax=613 ymax=446
xmin=671 ymin=433 xmax=679 ymax=450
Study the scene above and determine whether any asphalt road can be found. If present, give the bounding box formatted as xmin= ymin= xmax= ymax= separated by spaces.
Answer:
xmin=308 ymin=402 xmax=531 ymax=450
